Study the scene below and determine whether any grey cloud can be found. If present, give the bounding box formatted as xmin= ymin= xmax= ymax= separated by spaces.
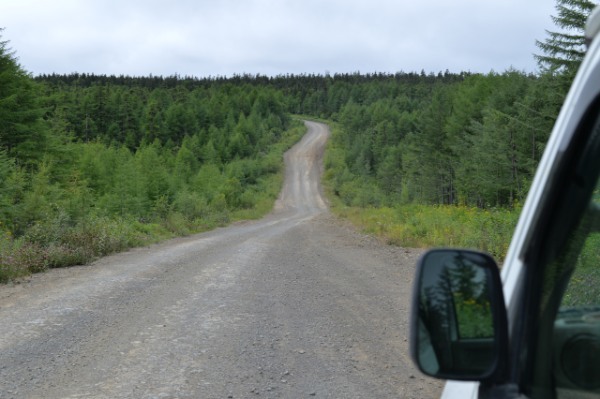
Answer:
xmin=1 ymin=0 xmax=557 ymax=76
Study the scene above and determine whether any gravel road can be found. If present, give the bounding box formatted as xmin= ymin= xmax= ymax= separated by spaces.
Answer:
xmin=0 ymin=121 xmax=443 ymax=399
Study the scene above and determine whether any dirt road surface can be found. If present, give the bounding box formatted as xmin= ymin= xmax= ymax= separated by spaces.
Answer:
xmin=0 ymin=121 xmax=443 ymax=398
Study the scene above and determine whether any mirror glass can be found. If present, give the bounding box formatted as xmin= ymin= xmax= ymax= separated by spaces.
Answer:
xmin=413 ymin=250 xmax=499 ymax=378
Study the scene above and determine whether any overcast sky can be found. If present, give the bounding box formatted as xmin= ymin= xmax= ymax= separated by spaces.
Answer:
xmin=1 ymin=0 xmax=558 ymax=78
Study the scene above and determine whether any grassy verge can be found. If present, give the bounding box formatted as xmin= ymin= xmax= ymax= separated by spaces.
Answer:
xmin=327 ymin=195 xmax=519 ymax=261
xmin=0 ymin=216 xmax=157 ymax=282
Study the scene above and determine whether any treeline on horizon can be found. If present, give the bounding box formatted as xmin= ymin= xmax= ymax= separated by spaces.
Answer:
xmin=41 ymin=70 xmax=552 ymax=208
xmin=0 ymin=43 xmax=570 ymax=279
xmin=35 ymin=69 xmax=534 ymax=210
xmin=37 ymin=67 xmax=556 ymax=210
xmin=35 ymin=69 xmax=466 ymax=88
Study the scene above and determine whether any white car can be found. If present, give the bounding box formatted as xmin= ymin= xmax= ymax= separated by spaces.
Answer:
xmin=410 ymin=6 xmax=600 ymax=399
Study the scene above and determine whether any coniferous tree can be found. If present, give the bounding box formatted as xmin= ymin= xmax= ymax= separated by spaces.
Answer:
xmin=0 ymin=31 xmax=47 ymax=163
xmin=535 ymin=0 xmax=597 ymax=76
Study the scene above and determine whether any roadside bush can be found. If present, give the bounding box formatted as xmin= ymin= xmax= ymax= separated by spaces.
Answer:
xmin=0 ymin=234 xmax=46 ymax=282
xmin=20 ymin=215 xmax=146 ymax=270
xmin=45 ymin=244 xmax=89 ymax=269
xmin=162 ymin=212 xmax=191 ymax=235
xmin=14 ymin=242 xmax=49 ymax=273
xmin=173 ymin=190 xmax=209 ymax=220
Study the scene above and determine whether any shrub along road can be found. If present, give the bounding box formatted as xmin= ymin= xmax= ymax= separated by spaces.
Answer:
xmin=0 ymin=121 xmax=442 ymax=398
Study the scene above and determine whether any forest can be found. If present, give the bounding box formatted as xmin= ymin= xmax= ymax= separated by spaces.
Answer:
xmin=0 ymin=53 xmax=308 ymax=281
xmin=0 ymin=0 xmax=594 ymax=281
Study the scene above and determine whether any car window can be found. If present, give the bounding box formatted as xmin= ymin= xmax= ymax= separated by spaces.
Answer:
xmin=529 ymin=107 xmax=600 ymax=399
xmin=553 ymin=183 xmax=600 ymax=398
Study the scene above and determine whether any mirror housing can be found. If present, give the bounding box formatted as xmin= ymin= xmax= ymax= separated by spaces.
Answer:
xmin=410 ymin=249 xmax=508 ymax=382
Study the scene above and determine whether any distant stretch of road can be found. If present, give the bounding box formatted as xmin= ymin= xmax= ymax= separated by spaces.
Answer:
xmin=0 ymin=121 xmax=442 ymax=398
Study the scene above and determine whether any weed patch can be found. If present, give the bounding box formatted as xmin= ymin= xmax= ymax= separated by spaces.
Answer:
xmin=329 ymin=203 xmax=519 ymax=261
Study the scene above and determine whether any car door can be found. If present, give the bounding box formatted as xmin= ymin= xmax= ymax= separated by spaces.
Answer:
xmin=492 ymin=8 xmax=600 ymax=397
xmin=518 ymin=103 xmax=600 ymax=398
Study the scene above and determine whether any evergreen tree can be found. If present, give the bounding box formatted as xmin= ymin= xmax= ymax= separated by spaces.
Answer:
xmin=535 ymin=0 xmax=597 ymax=76
xmin=403 ymin=84 xmax=454 ymax=204
xmin=0 ymin=31 xmax=47 ymax=164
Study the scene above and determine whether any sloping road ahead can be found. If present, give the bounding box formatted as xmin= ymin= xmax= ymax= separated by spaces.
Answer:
xmin=0 ymin=121 xmax=442 ymax=398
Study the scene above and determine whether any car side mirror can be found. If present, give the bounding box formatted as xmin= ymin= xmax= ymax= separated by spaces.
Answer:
xmin=410 ymin=249 xmax=508 ymax=382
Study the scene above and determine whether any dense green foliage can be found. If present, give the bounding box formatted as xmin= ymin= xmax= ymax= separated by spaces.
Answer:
xmin=322 ymin=71 xmax=562 ymax=210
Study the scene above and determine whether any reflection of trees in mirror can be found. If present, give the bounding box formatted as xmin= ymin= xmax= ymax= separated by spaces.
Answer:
xmin=420 ymin=254 xmax=493 ymax=348
xmin=454 ymin=292 xmax=493 ymax=338
xmin=450 ymin=258 xmax=493 ymax=339
xmin=420 ymin=283 xmax=454 ymax=371
xmin=419 ymin=261 xmax=465 ymax=371
xmin=416 ymin=251 xmax=499 ymax=377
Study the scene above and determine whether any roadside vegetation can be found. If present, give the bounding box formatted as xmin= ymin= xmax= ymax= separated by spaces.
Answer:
xmin=0 ymin=36 xmax=305 ymax=282
xmin=326 ymin=198 xmax=518 ymax=260
xmin=0 ymin=0 xmax=594 ymax=281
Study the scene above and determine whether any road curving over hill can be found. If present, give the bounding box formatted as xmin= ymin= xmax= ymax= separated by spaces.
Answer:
xmin=0 ymin=121 xmax=443 ymax=398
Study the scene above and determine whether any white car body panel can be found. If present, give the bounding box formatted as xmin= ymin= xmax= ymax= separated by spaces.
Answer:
xmin=441 ymin=380 xmax=480 ymax=399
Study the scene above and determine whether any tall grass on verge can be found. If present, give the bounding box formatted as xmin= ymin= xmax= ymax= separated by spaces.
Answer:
xmin=330 ymin=204 xmax=519 ymax=261
xmin=0 ymin=216 xmax=151 ymax=283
